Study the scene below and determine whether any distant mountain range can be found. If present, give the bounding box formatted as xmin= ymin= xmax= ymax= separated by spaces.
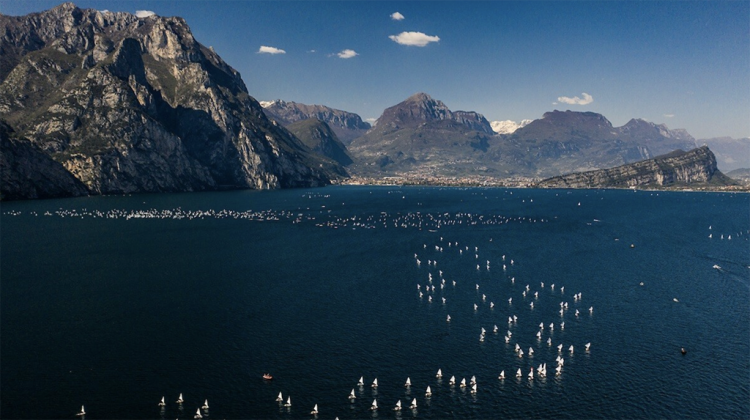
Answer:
xmin=536 ymin=146 xmax=735 ymax=189
xmin=345 ymin=93 xmax=698 ymax=178
xmin=260 ymin=100 xmax=370 ymax=144
xmin=490 ymin=119 xmax=532 ymax=134
xmin=0 ymin=3 xmax=340 ymax=200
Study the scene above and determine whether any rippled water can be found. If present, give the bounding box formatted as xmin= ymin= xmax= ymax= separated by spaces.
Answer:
xmin=1 ymin=186 xmax=748 ymax=419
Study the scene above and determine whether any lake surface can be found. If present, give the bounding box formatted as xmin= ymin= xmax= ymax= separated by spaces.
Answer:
xmin=2 ymin=186 xmax=748 ymax=419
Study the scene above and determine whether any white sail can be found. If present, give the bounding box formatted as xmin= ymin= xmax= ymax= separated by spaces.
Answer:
xmin=311 ymin=404 xmax=318 ymax=414
xmin=202 ymin=399 xmax=208 ymax=409
xmin=405 ymin=377 xmax=411 ymax=387
xmin=370 ymin=399 xmax=378 ymax=410
xmin=436 ymin=368 xmax=442 ymax=377
xmin=194 ymin=408 xmax=202 ymax=419
xmin=358 ymin=376 xmax=364 ymax=386
xmin=372 ymin=378 xmax=378 ymax=388
xmin=285 ymin=396 xmax=291 ymax=407
xmin=425 ymin=385 xmax=432 ymax=396
xmin=276 ymin=392 xmax=283 ymax=402
xmin=159 ymin=396 xmax=165 ymax=406
xmin=349 ymin=389 xmax=356 ymax=399
xmin=394 ymin=400 xmax=402 ymax=411
xmin=76 ymin=405 xmax=85 ymax=416
xmin=410 ymin=398 xmax=417 ymax=409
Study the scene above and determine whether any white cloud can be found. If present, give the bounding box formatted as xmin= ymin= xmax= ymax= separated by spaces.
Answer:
xmin=389 ymin=31 xmax=440 ymax=47
xmin=135 ymin=10 xmax=155 ymax=18
xmin=557 ymin=92 xmax=594 ymax=105
xmin=390 ymin=12 xmax=405 ymax=21
xmin=337 ymin=49 xmax=358 ymax=59
xmin=663 ymin=114 xmax=675 ymax=118
xmin=308 ymin=49 xmax=317 ymax=53
xmin=365 ymin=117 xmax=377 ymax=126
xmin=258 ymin=46 xmax=286 ymax=55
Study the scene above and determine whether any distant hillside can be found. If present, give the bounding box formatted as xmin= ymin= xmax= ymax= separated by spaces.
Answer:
xmin=535 ymin=146 xmax=735 ymax=189
xmin=697 ymin=137 xmax=750 ymax=171
xmin=285 ymin=119 xmax=353 ymax=166
xmin=261 ymin=100 xmax=370 ymax=144
xmin=726 ymin=168 xmax=750 ymax=183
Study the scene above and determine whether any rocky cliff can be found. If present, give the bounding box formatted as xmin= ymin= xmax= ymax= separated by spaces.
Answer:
xmin=0 ymin=3 xmax=336 ymax=199
xmin=0 ymin=121 xmax=89 ymax=199
xmin=260 ymin=100 xmax=370 ymax=144
xmin=535 ymin=146 xmax=734 ymax=189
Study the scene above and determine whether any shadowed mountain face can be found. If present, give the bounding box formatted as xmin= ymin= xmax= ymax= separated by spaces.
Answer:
xmin=0 ymin=121 xmax=89 ymax=200
xmin=697 ymin=137 xmax=750 ymax=172
xmin=0 ymin=2 xmax=337 ymax=199
xmin=536 ymin=146 xmax=735 ymax=189
xmin=285 ymin=119 xmax=353 ymax=166
xmin=347 ymin=96 xmax=697 ymax=178
xmin=261 ymin=100 xmax=370 ymax=144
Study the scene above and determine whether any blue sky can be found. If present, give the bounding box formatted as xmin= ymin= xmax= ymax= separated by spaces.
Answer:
xmin=5 ymin=1 xmax=749 ymax=138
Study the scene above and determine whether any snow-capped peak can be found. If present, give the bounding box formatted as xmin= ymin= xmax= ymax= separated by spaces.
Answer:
xmin=490 ymin=119 xmax=532 ymax=134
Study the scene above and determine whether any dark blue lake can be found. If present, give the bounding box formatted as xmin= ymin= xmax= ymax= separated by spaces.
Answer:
xmin=2 ymin=186 xmax=748 ymax=419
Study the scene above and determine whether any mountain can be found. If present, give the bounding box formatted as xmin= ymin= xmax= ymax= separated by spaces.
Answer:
xmin=1 ymin=121 xmax=89 ymax=200
xmin=346 ymin=94 xmax=698 ymax=178
xmin=347 ymin=93 xmax=496 ymax=175
xmin=490 ymin=119 xmax=532 ymax=134
xmin=697 ymin=137 xmax=750 ymax=171
xmin=0 ymin=3 xmax=337 ymax=199
xmin=285 ymin=119 xmax=353 ymax=166
xmin=535 ymin=146 xmax=735 ymax=189
xmin=260 ymin=100 xmax=370 ymax=144
xmin=725 ymin=168 xmax=750 ymax=183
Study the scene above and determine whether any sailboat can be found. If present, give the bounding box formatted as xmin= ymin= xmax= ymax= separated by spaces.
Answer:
xmin=409 ymin=398 xmax=417 ymax=409
xmin=498 ymin=370 xmax=505 ymax=380
xmin=357 ymin=376 xmax=365 ymax=386
xmin=310 ymin=404 xmax=318 ymax=415
xmin=460 ymin=378 xmax=466 ymax=387
xmin=276 ymin=392 xmax=283 ymax=402
xmin=194 ymin=408 xmax=202 ymax=419
xmin=202 ymin=399 xmax=209 ymax=410
xmin=284 ymin=396 xmax=292 ymax=407
xmin=471 ymin=383 xmax=477 ymax=394
xmin=449 ymin=375 xmax=456 ymax=385
xmin=393 ymin=400 xmax=402 ymax=411
xmin=371 ymin=378 xmax=378 ymax=388
xmin=348 ymin=389 xmax=357 ymax=400
xmin=404 ymin=377 xmax=411 ymax=387
xmin=76 ymin=405 xmax=86 ymax=416
xmin=158 ymin=396 xmax=166 ymax=406
xmin=425 ymin=386 xmax=432 ymax=397
xmin=436 ymin=368 xmax=442 ymax=378
xmin=177 ymin=393 xmax=184 ymax=404
xmin=370 ymin=399 xmax=378 ymax=410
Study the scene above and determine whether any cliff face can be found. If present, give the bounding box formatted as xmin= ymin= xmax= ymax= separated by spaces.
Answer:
xmin=536 ymin=146 xmax=735 ymax=189
xmin=0 ymin=121 xmax=89 ymax=200
xmin=0 ymin=3 xmax=334 ymax=199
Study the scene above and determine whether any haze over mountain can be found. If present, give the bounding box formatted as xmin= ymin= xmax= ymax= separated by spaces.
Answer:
xmin=696 ymin=137 xmax=750 ymax=172
xmin=260 ymin=100 xmax=370 ymax=144
xmin=285 ymin=119 xmax=353 ymax=166
xmin=0 ymin=3 xmax=339 ymax=199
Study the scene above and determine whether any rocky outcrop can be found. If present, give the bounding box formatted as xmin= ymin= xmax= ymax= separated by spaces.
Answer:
xmin=372 ymin=93 xmax=494 ymax=134
xmin=286 ymin=119 xmax=353 ymax=166
xmin=0 ymin=3 xmax=336 ymax=199
xmin=535 ymin=146 xmax=735 ymax=189
xmin=0 ymin=121 xmax=89 ymax=200
xmin=260 ymin=100 xmax=370 ymax=144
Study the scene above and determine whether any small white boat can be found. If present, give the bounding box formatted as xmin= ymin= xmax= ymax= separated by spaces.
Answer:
xmin=436 ymin=369 xmax=442 ymax=378
xmin=194 ymin=408 xmax=203 ymax=419
xmin=284 ymin=396 xmax=291 ymax=407
xmin=276 ymin=392 xmax=283 ymax=402
xmin=349 ymin=389 xmax=357 ymax=400
xmin=447 ymin=314 xmax=451 ymax=322
xmin=370 ymin=399 xmax=378 ymax=410
xmin=159 ymin=396 xmax=166 ymax=406
xmin=460 ymin=378 xmax=466 ymax=387
xmin=393 ymin=400 xmax=402 ymax=411
xmin=449 ymin=375 xmax=456 ymax=385
xmin=405 ymin=377 xmax=411 ymax=387
xmin=498 ymin=370 xmax=505 ymax=380
xmin=471 ymin=383 xmax=477 ymax=394
xmin=713 ymin=264 xmax=721 ymax=270
xmin=516 ymin=368 xmax=522 ymax=378
xmin=310 ymin=404 xmax=318 ymax=415
xmin=358 ymin=376 xmax=365 ymax=386
xmin=372 ymin=378 xmax=378 ymax=388
xmin=409 ymin=398 xmax=417 ymax=409
xmin=76 ymin=405 xmax=86 ymax=416
xmin=470 ymin=375 xmax=476 ymax=385
xmin=202 ymin=399 xmax=209 ymax=410
xmin=177 ymin=393 xmax=184 ymax=404
xmin=585 ymin=342 xmax=591 ymax=351
xmin=425 ymin=386 xmax=432 ymax=397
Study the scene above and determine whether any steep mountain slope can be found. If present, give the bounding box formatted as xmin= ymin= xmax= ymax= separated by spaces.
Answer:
xmin=347 ymin=93 xmax=496 ymax=175
xmin=261 ymin=100 xmax=370 ymax=144
xmin=0 ymin=3 xmax=336 ymax=198
xmin=285 ymin=119 xmax=353 ymax=166
xmin=0 ymin=120 xmax=89 ymax=200
xmin=536 ymin=146 xmax=734 ymax=189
